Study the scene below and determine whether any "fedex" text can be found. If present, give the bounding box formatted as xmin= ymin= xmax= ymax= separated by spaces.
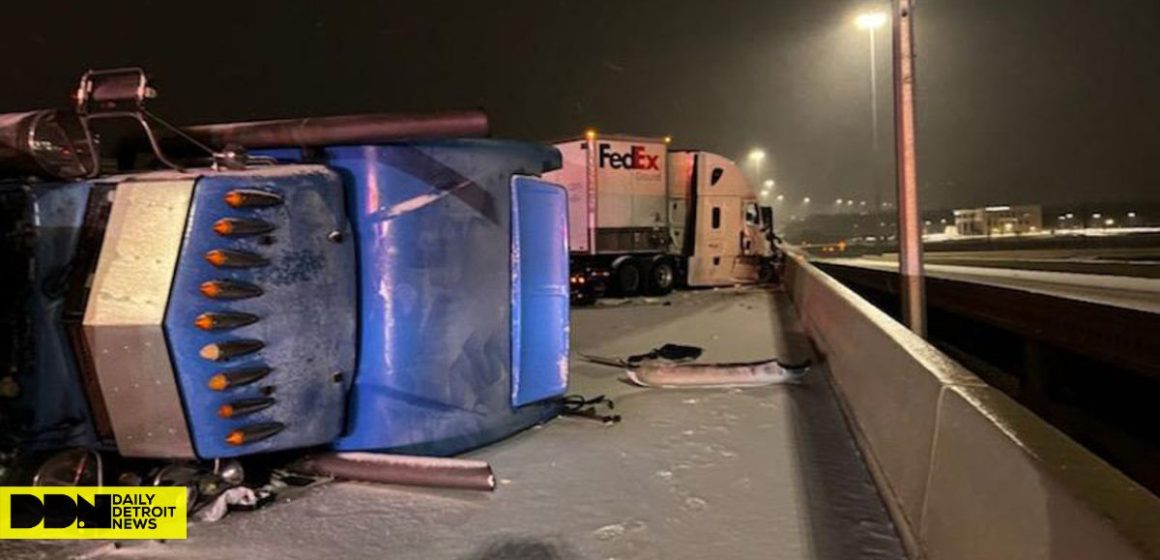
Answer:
xmin=598 ymin=143 xmax=660 ymax=171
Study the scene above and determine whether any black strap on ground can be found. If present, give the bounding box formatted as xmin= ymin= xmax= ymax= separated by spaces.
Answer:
xmin=626 ymin=343 xmax=703 ymax=366
xmin=560 ymin=394 xmax=621 ymax=424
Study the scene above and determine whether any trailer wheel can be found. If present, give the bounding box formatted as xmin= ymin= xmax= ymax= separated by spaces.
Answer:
xmin=612 ymin=259 xmax=642 ymax=297
xmin=758 ymin=259 xmax=777 ymax=284
xmin=646 ymin=257 xmax=676 ymax=296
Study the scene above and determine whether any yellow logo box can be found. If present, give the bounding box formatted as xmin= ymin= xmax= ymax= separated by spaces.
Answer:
xmin=0 ymin=487 xmax=187 ymax=540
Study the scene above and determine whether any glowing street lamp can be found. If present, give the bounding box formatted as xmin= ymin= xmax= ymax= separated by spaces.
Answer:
xmin=855 ymin=12 xmax=888 ymax=30
xmin=764 ymin=179 xmax=775 ymax=189
xmin=803 ymin=196 xmax=811 ymax=204
xmin=747 ymin=149 xmax=766 ymax=184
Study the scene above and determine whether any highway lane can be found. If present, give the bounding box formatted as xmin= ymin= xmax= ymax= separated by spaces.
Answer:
xmin=817 ymin=257 xmax=1160 ymax=314
xmin=27 ymin=288 xmax=902 ymax=560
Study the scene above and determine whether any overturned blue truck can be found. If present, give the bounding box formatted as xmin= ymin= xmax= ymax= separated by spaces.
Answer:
xmin=0 ymin=69 xmax=570 ymax=471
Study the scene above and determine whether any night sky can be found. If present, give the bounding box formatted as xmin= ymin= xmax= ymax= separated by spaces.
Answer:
xmin=2 ymin=1 xmax=1157 ymax=212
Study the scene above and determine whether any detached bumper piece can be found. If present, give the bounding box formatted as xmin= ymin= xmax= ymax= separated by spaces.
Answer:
xmin=83 ymin=166 xmax=356 ymax=459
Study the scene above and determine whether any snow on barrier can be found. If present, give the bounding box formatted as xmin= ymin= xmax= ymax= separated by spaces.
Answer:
xmin=782 ymin=252 xmax=1160 ymax=560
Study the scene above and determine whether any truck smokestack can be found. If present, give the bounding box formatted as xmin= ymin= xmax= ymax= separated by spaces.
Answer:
xmin=183 ymin=110 xmax=491 ymax=150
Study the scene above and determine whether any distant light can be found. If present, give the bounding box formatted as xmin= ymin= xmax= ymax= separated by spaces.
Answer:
xmin=924 ymin=220 xmax=932 ymax=226
xmin=764 ymin=179 xmax=774 ymax=188
xmin=836 ymin=198 xmax=844 ymax=205
xmin=761 ymin=189 xmax=770 ymax=196
xmin=985 ymin=205 xmax=1011 ymax=211
xmin=585 ymin=129 xmax=597 ymax=140
xmin=748 ymin=149 xmax=766 ymax=161
xmin=846 ymin=200 xmax=854 ymax=206
xmin=663 ymin=135 xmax=673 ymax=144
xmin=1092 ymin=212 xmax=1102 ymax=219
xmin=940 ymin=218 xmax=947 ymax=224
xmin=860 ymin=201 xmax=867 ymax=206
xmin=1030 ymin=226 xmax=1038 ymax=232
xmin=1058 ymin=215 xmax=1067 ymax=220
xmin=1066 ymin=213 xmax=1074 ymax=219
xmin=776 ymin=194 xmax=785 ymax=202
xmin=855 ymin=12 xmax=888 ymax=30
xmin=803 ymin=196 xmax=811 ymax=204
xmin=1105 ymin=218 xmax=1115 ymax=226
xmin=1128 ymin=211 xmax=1137 ymax=218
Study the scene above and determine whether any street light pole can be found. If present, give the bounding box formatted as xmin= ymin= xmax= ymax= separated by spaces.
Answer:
xmin=856 ymin=11 xmax=888 ymax=224
xmin=869 ymin=25 xmax=879 ymax=152
xmin=893 ymin=0 xmax=926 ymax=336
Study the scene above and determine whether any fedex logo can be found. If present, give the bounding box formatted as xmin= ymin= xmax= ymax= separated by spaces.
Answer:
xmin=598 ymin=143 xmax=660 ymax=171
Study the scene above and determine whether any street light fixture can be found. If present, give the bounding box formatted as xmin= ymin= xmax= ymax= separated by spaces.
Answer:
xmin=747 ymin=149 xmax=766 ymax=184
xmin=803 ymin=197 xmax=811 ymax=204
xmin=763 ymin=179 xmax=774 ymax=189
xmin=855 ymin=12 xmax=888 ymax=30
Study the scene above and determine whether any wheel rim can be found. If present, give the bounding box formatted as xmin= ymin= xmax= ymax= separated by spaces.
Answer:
xmin=654 ymin=264 xmax=673 ymax=288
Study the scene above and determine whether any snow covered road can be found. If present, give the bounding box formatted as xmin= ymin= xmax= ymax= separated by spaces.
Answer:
xmin=15 ymin=287 xmax=905 ymax=560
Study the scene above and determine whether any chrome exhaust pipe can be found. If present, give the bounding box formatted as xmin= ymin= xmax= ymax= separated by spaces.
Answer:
xmin=295 ymin=452 xmax=496 ymax=491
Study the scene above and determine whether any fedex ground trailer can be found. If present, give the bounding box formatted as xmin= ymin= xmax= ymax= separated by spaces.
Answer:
xmin=544 ymin=132 xmax=778 ymax=303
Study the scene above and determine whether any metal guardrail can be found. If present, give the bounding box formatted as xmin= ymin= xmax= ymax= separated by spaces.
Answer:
xmin=783 ymin=252 xmax=1160 ymax=559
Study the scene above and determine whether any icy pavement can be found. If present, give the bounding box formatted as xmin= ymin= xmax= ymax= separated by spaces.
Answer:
xmin=10 ymin=287 xmax=905 ymax=560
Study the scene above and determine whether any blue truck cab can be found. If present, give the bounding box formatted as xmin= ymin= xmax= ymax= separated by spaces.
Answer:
xmin=0 ymin=78 xmax=571 ymax=460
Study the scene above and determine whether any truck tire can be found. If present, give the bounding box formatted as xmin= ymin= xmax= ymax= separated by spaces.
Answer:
xmin=646 ymin=257 xmax=676 ymax=296
xmin=758 ymin=259 xmax=777 ymax=284
xmin=612 ymin=259 xmax=642 ymax=297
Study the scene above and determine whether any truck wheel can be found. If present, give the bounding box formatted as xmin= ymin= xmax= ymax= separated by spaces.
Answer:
xmin=612 ymin=259 xmax=642 ymax=297
xmin=758 ymin=259 xmax=777 ymax=284
xmin=646 ymin=257 xmax=676 ymax=296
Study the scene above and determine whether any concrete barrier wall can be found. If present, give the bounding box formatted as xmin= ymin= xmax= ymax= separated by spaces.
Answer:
xmin=783 ymin=253 xmax=1160 ymax=560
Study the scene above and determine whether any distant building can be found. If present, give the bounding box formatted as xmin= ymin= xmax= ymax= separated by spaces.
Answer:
xmin=953 ymin=205 xmax=1043 ymax=236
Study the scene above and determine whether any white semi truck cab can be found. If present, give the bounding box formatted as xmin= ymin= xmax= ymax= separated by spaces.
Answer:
xmin=544 ymin=132 xmax=778 ymax=303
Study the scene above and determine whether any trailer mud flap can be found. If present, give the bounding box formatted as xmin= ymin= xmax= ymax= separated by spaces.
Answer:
xmin=510 ymin=176 xmax=569 ymax=406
